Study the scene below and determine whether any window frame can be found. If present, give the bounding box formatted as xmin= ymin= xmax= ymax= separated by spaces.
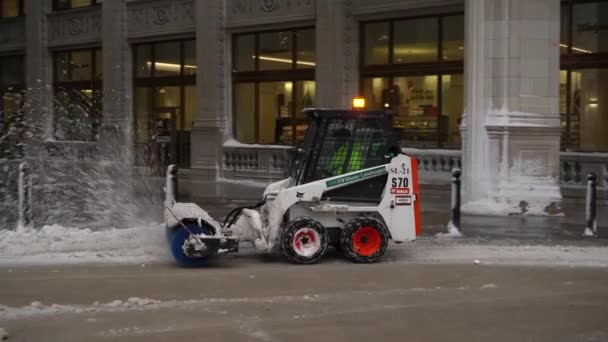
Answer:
xmin=52 ymin=47 xmax=103 ymax=142
xmin=132 ymin=38 xmax=196 ymax=168
xmin=0 ymin=0 xmax=24 ymax=18
xmin=232 ymin=27 xmax=315 ymax=145
xmin=0 ymin=53 xmax=26 ymax=159
xmin=559 ymin=0 xmax=608 ymax=151
xmin=52 ymin=0 xmax=101 ymax=11
xmin=359 ymin=13 xmax=464 ymax=149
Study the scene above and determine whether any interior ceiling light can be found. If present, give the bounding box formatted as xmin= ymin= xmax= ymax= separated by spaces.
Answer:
xmin=147 ymin=62 xmax=197 ymax=71
xmin=252 ymin=55 xmax=316 ymax=66
xmin=559 ymin=43 xmax=592 ymax=54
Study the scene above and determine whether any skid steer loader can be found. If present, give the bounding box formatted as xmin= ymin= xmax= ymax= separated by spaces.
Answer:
xmin=164 ymin=108 xmax=421 ymax=267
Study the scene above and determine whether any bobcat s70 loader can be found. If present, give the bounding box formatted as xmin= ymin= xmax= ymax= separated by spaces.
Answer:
xmin=164 ymin=108 xmax=421 ymax=267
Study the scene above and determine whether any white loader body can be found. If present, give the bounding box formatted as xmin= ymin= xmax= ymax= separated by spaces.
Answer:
xmin=229 ymin=153 xmax=421 ymax=252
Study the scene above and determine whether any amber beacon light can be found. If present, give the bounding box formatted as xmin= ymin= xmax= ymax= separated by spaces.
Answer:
xmin=352 ymin=97 xmax=366 ymax=109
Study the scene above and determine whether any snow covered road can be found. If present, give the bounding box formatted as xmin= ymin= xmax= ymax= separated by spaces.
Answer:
xmin=1 ymin=262 xmax=608 ymax=341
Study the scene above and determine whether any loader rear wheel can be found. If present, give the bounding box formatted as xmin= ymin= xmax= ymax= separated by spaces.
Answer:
xmin=341 ymin=218 xmax=389 ymax=263
xmin=281 ymin=217 xmax=329 ymax=264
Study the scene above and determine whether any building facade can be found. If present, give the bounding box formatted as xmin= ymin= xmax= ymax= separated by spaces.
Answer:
xmin=0 ymin=0 xmax=607 ymax=216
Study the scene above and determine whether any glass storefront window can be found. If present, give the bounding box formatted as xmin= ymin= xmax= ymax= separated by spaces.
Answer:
xmin=295 ymin=80 xmax=315 ymax=117
xmin=259 ymin=31 xmax=293 ymax=70
xmin=53 ymin=89 xmax=102 ymax=142
xmin=441 ymin=74 xmax=464 ymax=147
xmin=184 ymin=40 xmax=197 ymax=76
xmin=442 ymin=15 xmax=464 ymax=60
xmin=71 ymin=50 xmax=92 ymax=81
xmin=133 ymin=39 xmax=196 ymax=168
xmin=234 ymin=34 xmax=255 ymax=72
xmin=572 ymin=2 xmax=608 ymax=54
xmin=392 ymin=76 xmax=438 ymax=115
xmin=0 ymin=55 xmax=24 ymax=87
xmin=135 ymin=45 xmax=152 ymax=78
xmin=233 ymin=28 xmax=315 ymax=145
xmin=154 ymin=42 xmax=181 ymax=77
xmin=53 ymin=48 xmax=102 ymax=142
xmin=394 ymin=17 xmax=438 ymax=63
xmin=361 ymin=14 xmax=464 ymax=148
xmin=362 ymin=77 xmax=390 ymax=110
xmin=561 ymin=1 xmax=608 ymax=151
xmin=259 ymin=82 xmax=292 ymax=144
xmin=296 ymin=29 xmax=316 ymax=69
xmin=1 ymin=0 xmax=20 ymax=18
xmin=571 ymin=69 xmax=608 ymax=151
xmin=560 ymin=4 xmax=569 ymax=55
xmin=54 ymin=0 xmax=99 ymax=10
xmin=363 ymin=23 xmax=389 ymax=65
xmin=234 ymin=83 xmax=255 ymax=144
xmin=0 ymin=55 xmax=24 ymax=160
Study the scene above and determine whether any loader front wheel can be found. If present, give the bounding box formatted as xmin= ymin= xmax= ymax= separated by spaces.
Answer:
xmin=168 ymin=222 xmax=215 ymax=268
xmin=281 ymin=217 xmax=329 ymax=264
xmin=341 ymin=218 xmax=389 ymax=263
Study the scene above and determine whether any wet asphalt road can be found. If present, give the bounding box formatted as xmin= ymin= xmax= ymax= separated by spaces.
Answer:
xmin=1 ymin=259 xmax=608 ymax=342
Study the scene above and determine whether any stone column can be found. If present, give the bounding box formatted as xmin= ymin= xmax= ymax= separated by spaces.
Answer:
xmin=462 ymin=0 xmax=562 ymax=215
xmin=315 ymin=0 xmax=358 ymax=108
xmin=100 ymin=0 xmax=132 ymax=162
xmin=24 ymin=0 xmax=52 ymax=148
xmin=189 ymin=0 xmax=227 ymax=198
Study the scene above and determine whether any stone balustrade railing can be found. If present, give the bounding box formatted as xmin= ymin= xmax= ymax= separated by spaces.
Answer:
xmin=222 ymin=142 xmax=292 ymax=182
xmin=221 ymin=146 xmax=608 ymax=192
xmin=560 ymin=152 xmax=608 ymax=189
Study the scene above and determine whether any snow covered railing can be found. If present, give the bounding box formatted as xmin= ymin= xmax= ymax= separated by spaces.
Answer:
xmin=560 ymin=152 xmax=608 ymax=189
xmin=402 ymin=148 xmax=462 ymax=185
xmin=223 ymin=142 xmax=292 ymax=181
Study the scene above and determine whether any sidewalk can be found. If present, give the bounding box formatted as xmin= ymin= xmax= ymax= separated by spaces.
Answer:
xmin=200 ymin=186 xmax=608 ymax=244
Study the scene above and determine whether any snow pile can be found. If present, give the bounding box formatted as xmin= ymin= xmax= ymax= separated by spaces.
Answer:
xmin=388 ymin=239 xmax=608 ymax=267
xmin=164 ymin=203 xmax=222 ymax=232
xmin=0 ymin=294 xmax=321 ymax=321
xmin=0 ymin=224 xmax=169 ymax=266
xmin=436 ymin=221 xmax=463 ymax=238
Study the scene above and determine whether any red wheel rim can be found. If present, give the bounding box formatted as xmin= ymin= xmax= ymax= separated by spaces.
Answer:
xmin=352 ymin=226 xmax=382 ymax=256
xmin=292 ymin=228 xmax=322 ymax=257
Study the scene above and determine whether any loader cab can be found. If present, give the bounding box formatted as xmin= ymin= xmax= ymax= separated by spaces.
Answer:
xmin=291 ymin=109 xmax=398 ymax=196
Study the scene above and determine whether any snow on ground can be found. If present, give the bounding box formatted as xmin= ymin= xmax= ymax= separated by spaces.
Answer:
xmin=387 ymin=238 xmax=608 ymax=268
xmin=0 ymin=223 xmax=170 ymax=266
xmin=1 ymin=223 xmax=608 ymax=267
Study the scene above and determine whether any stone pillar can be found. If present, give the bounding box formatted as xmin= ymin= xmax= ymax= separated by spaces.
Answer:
xmin=462 ymin=0 xmax=562 ymax=215
xmin=189 ymin=0 xmax=227 ymax=198
xmin=101 ymin=0 xmax=132 ymax=162
xmin=315 ymin=0 xmax=358 ymax=108
xmin=24 ymin=0 xmax=52 ymax=148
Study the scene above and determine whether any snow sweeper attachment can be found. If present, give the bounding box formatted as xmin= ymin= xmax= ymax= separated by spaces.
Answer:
xmin=164 ymin=109 xmax=421 ymax=267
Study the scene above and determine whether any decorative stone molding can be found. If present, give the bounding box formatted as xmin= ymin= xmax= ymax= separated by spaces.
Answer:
xmin=352 ymin=0 xmax=462 ymax=16
xmin=0 ymin=18 xmax=25 ymax=52
xmin=227 ymin=0 xmax=315 ymax=27
xmin=127 ymin=0 xmax=194 ymax=38
xmin=48 ymin=7 xmax=101 ymax=47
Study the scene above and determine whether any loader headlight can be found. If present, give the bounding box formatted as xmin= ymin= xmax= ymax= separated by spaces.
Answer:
xmin=352 ymin=97 xmax=366 ymax=110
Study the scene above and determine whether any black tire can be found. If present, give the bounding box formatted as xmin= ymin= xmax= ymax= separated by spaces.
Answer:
xmin=281 ymin=217 xmax=329 ymax=264
xmin=341 ymin=217 xmax=389 ymax=263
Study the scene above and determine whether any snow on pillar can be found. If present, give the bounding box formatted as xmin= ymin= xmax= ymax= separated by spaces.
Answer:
xmin=24 ymin=0 xmax=52 ymax=149
xmin=190 ymin=0 xmax=228 ymax=197
xmin=315 ymin=0 xmax=358 ymax=108
xmin=462 ymin=0 xmax=562 ymax=215
xmin=101 ymin=0 xmax=132 ymax=162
